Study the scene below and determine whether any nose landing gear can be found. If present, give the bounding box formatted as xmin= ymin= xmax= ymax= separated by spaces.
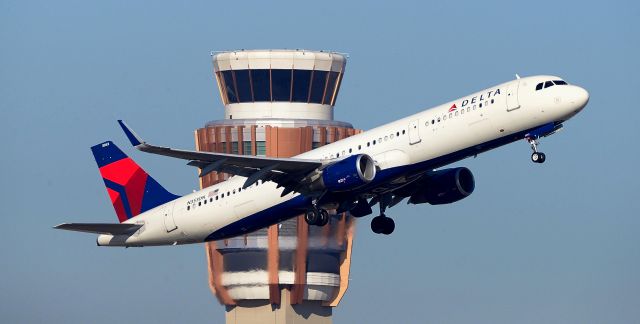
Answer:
xmin=527 ymin=137 xmax=546 ymax=163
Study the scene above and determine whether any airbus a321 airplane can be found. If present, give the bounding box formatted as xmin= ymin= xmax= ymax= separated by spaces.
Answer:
xmin=56 ymin=75 xmax=589 ymax=247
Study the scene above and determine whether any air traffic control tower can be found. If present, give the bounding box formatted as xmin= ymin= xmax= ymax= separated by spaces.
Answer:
xmin=194 ymin=50 xmax=360 ymax=324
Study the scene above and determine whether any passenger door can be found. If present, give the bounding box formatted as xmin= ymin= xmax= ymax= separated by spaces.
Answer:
xmin=506 ymin=79 xmax=521 ymax=111
xmin=408 ymin=119 xmax=421 ymax=145
xmin=162 ymin=204 xmax=177 ymax=233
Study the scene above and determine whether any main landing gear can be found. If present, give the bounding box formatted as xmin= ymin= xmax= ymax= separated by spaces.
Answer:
xmin=370 ymin=194 xmax=395 ymax=235
xmin=304 ymin=206 xmax=329 ymax=226
xmin=527 ymin=137 xmax=546 ymax=164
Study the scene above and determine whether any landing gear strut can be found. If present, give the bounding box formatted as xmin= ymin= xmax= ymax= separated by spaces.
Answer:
xmin=370 ymin=193 xmax=395 ymax=235
xmin=304 ymin=205 xmax=329 ymax=226
xmin=527 ymin=137 xmax=546 ymax=163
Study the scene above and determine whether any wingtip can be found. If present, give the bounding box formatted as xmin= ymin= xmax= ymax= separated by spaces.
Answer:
xmin=117 ymin=120 xmax=143 ymax=147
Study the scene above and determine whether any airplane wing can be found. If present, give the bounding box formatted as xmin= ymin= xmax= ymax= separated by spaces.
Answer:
xmin=117 ymin=120 xmax=325 ymax=194
xmin=54 ymin=223 xmax=142 ymax=235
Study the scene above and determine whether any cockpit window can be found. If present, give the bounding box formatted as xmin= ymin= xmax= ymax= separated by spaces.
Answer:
xmin=536 ymin=79 xmax=568 ymax=91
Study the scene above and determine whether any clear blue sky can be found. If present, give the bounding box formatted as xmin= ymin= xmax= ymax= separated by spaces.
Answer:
xmin=1 ymin=0 xmax=639 ymax=323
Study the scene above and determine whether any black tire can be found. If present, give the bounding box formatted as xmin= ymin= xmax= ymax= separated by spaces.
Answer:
xmin=317 ymin=209 xmax=330 ymax=226
xmin=531 ymin=152 xmax=540 ymax=163
xmin=304 ymin=209 xmax=319 ymax=225
xmin=538 ymin=152 xmax=546 ymax=163
xmin=371 ymin=215 xmax=385 ymax=234
xmin=381 ymin=217 xmax=395 ymax=235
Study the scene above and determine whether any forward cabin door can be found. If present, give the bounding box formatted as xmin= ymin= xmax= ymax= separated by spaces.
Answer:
xmin=162 ymin=203 xmax=177 ymax=232
xmin=506 ymin=79 xmax=521 ymax=111
xmin=408 ymin=119 xmax=421 ymax=145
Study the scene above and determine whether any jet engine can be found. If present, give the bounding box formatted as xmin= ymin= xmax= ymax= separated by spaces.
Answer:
xmin=407 ymin=167 xmax=475 ymax=205
xmin=311 ymin=154 xmax=377 ymax=192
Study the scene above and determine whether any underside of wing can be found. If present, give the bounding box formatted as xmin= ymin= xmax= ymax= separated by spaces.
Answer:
xmin=118 ymin=120 xmax=325 ymax=194
xmin=54 ymin=223 xmax=142 ymax=235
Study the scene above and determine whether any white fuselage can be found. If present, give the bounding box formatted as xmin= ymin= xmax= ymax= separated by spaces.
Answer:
xmin=97 ymin=75 xmax=589 ymax=247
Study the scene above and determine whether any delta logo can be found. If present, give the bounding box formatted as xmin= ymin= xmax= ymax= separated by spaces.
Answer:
xmin=449 ymin=88 xmax=502 ymax=111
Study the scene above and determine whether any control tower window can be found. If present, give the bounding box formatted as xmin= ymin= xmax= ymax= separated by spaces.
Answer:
xmin=323 ymin=71 xmax=340 ymax=105
xmin=221 ymin=70 xmax=238 ymax=103
xmin=271 ymin=69 xmax=292 ymax=101
xmin=251 ymin=70 xmax=271 ymax=102
xmin=309 ymin=70 xmax=328 ymax=104
xmin=292 ymin=70 xmax=312 ymax=103
xmin=235 ymin=70 xmax=253 ymax=103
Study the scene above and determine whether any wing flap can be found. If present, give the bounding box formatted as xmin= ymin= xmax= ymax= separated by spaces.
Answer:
xmin=54 ymin=223 xmax=142 ymax=235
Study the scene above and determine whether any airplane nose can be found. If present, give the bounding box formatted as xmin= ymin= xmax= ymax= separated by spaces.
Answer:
xmin=570 ymin=86 xmax=589 ymax=110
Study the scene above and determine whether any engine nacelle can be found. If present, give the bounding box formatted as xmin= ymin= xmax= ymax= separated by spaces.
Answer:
xmin=408 ymin=167 xmax=475 ymax=205
xmin=313 ymin=154 xmax=377 ymax=192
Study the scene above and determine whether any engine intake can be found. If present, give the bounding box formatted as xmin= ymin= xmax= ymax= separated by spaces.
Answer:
xmin=408 ymin=167 xmax=475 ymax=205
xmin=313 ymin=154 xmax=376 ymax=192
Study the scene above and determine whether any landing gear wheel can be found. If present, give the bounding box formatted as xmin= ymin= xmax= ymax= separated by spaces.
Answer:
xmin=371 ymin=215 xmax=395 ymax=235
xmin=317 ymin=209 xmax=329 ymax=226
xmin=371 ymin=215 xmax=385 ymax=234
xmin=527 ymin=137 xmax=547 ymax=164
xmin=531 ymin=152 xmax=546 ymax=163
xmin=381 ymin=217 xmax=395 ymax=235
xmin=304 ymin=208 xmax=319 ymax=225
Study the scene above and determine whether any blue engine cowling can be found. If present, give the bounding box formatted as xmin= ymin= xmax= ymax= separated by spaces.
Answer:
xmin=319 ymin=154 xmax=377 ymax=192
xmin=407 ymin=167 xmax=475 ymax=205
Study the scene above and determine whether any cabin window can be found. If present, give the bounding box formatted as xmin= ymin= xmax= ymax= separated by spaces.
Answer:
xmin=479 ymin=103 xmax=483 ymax=108
xmin=215 ymin=196 xmax=219 ymax=200
xmin=402 ymin=130 xmax=406 ymax=135
xmin=373 ymin=140 xmax=376 ymax=145
xmin=349 ymin=148 xmax=353 ymax=153
xmin=187 ymin=205 xmax=190 ymax=211
xmin=491 ymin=99 xmax=494 ymax=104
xmin=358 ymin=145 xmax=361 ymax=150
xmin=367 ymin=142 xmax=370 ymax=147
xmin=396 ymin=131 xmax=400 ymax=136
xmin=198 ymin=202 xmax=202 ymax=206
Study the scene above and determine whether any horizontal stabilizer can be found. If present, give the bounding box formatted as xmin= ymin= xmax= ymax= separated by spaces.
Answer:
xmin=54 ymin=223 xmax=142 ymax=235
